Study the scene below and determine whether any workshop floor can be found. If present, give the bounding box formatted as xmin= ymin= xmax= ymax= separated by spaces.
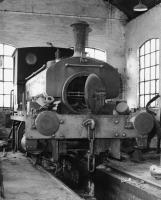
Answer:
xmin=1 ymin=152 xmax=82 ymax=200
xmin=94 ymin=152 xmax=161 ymax=200
xmin=105 ymin=151 xmax=161 ymax=187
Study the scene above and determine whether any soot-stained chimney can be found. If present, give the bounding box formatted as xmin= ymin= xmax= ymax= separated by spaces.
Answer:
xmin=71 ymin=21 xmax=90 ymax=57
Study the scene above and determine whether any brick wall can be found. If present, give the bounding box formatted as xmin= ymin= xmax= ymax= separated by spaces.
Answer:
xmin=0 ymin=0 xmax=127 ymax=72
xmin=125 ymin=4 xmax=161 ymax=108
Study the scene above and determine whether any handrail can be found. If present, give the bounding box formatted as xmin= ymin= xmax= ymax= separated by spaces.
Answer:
xmin=65 ymin=63 xmax=104 ymax=68
xmin=25 ymin=64 xmax=46 ymax=81
xmin=10 ymin=89 xmax=14 ymax=113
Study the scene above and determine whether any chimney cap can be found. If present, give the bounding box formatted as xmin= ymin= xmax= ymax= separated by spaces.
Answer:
xmin=71 ymin=21 xmax=89 ymax=27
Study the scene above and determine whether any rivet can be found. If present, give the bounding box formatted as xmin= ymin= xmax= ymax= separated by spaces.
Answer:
xmin=122 ymin=132 xmax=126 ymax=137
xmin=59 ymin=119 xmax=64 ymax=124
xmin=115 ymin=133 xmax=119 ymax=137
xmin=114 ymin=120 xmax=119 ymax=124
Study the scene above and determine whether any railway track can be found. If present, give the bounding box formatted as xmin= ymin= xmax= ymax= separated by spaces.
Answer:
xmin=28 ymin=154 xmax=161 ymax=200
xmin=27 ymin=155 xmax=96 ymax=200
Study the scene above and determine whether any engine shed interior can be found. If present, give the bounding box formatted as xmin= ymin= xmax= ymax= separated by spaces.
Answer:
xmin=0 ymin=0 xmax=161 ymax=200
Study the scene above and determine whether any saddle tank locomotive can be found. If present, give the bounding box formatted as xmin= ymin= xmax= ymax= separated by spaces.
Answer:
xmin=11 ymin=21 xmax=152 ymax=175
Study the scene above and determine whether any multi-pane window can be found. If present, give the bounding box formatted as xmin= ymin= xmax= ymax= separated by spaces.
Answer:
xmin=0 ymin=44 xmax=15 ymax=108
xmin=85 ymin=47 xmax=106 ymax=62
xmin=139 ymin=39 xmax=159 ymax=108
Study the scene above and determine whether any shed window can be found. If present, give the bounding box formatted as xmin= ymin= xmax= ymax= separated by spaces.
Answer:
xmin=85 ymin=47 xmax=106 ymax=62
xmin=0 ymin=44 xmax=15 ymax=108
xmin=139 ymin=39 xmax=160 ymax=107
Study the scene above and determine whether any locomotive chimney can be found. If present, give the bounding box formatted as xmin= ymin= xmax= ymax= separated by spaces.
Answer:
xmin=71 ymin=21 xmax=90 ymax=57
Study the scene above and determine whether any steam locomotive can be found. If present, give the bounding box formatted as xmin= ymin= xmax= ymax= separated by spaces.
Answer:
xmin=11 ymin=21 xmax=152 ymax=176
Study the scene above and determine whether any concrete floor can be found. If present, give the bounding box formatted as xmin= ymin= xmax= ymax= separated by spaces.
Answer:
xmin=1 ymin=152 xmax=82 ymax=200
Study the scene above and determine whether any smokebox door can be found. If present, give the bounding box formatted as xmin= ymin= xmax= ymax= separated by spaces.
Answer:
xmin=84 ymin=73 xmax=106 ymax=113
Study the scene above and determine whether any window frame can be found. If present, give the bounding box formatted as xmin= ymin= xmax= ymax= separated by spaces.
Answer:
xmin=139 ymin=38 xmax=160 ymax=108
xmin=0 ymin=44 xmax=15 ymax=108
xmin=85 ymin=47 xmax=106 ymax=62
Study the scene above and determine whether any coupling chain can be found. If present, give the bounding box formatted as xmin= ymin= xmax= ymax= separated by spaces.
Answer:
xmin=87 ymin=120 xmax=95 ymax=173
